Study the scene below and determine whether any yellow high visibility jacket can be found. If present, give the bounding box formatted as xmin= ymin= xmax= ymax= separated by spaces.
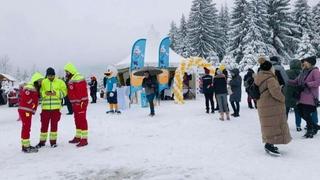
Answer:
xmin=40 ymin=77 xmax=67 ymax=110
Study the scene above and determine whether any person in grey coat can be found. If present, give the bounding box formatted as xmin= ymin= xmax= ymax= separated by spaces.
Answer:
xmin=229 ymin=68 xmax=242 ymax=117
xmin=270 ymin=56 xmax=289 ymax=88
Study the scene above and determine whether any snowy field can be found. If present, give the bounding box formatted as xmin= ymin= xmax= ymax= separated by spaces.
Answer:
xmin=1 ymin=94 xmax=320 ymax=180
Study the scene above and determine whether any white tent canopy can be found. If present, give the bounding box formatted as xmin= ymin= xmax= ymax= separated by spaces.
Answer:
xmin=0 ymin=73 xmax=16 ymax=82
xmin=116 ymin=26 xmax=183 ymax=69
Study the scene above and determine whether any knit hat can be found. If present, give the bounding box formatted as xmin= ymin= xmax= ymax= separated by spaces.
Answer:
xmin=301 ymin=56 xmax=317 ymax=66
xmin=46 ymin=67 xmax=55 ymax=76
xmin=260 ymin=60 xmax=273 ymax=71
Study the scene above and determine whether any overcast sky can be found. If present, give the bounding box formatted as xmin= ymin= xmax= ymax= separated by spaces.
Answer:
xmin=0 ymin=0 xmax=318 ymax=73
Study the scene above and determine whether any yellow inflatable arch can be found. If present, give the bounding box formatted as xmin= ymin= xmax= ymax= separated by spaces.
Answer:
xmin=173 ymin=57 xmax=215 ymax=104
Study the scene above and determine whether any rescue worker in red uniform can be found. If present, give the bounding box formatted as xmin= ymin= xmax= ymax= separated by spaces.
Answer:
xmin=64 ymin=63 xmax=89 ymax=147
xmin=18 ymin=72 xmax=44 ymax=153
xmin=36 ymin=67 xmax=67 ymax=148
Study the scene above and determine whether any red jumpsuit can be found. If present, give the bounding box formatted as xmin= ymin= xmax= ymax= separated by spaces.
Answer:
xmin=67 ymin=77 xmax=89 ymax=147
xmin=18 ymin=86 xmax=39 ymax=149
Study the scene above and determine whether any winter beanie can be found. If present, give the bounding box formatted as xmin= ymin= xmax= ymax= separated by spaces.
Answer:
xmin=260 ymin=60 xmax=272 ymax=71
xmin=302 ymin=56 xmax=317 ymax=66
xmin=46 ymin=67 xmax=56 ymax=76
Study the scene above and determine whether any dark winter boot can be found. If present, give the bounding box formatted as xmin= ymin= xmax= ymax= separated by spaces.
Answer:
xmin=264 ymin=143 xmax=280 ymax=156
xmin=296 ymin=127 xmax=302 ymax=132
xmin=248 ymin=102 xmax=254 ymax=109
xmin=115 ymin=110 xmax=121 ymax=114
xmin=22 ymin=146 xmax=39 ymax=153
xmin=76 ymin=139 xmax=88 ymax=147
xmin=303 ymin=131 xmax=314 ymax=138
xmin=106 ymin=110 xmax=115 ymax=114
xmin=211 ymin=109 xmax=215 ymax=114
xmin=69 ymin=137 xmax=81 ymax=144
xmin=50 ymin=140 xmax=57 ymax=148
xmin=35 ymin=141 xmax=46 ymax=149
xmin=206 ymin=109 xmax=209 ymax=114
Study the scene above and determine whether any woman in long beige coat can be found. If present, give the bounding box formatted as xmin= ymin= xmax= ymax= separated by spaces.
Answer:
xmin=255 ymin=60 xmax=292 ymax=156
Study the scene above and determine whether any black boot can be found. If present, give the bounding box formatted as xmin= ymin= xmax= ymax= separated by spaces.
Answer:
xmin=264 ymin=143 xmax=280 ymax=156
xmin=22 ymin=146 xmax=39 ymax=153
xmin=206 ymin=109 xmax=209 ymax=114
xmin=248 ymin=102 xmax=253 ymax=109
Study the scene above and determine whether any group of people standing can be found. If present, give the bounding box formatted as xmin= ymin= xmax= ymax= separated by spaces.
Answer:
xmin=200 ymin=55 xmax=319 ymax=156
xmin=18 ymin=63 xmax=89 ymax=153
xmin=255 ymin=56 xmax=319 ymax=156
xmin=201 ymin=66 xmax=242 ymax=121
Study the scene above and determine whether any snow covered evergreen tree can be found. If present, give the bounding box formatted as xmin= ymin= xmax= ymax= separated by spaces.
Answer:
xmin=207 ymin=51 xmax=220 ymax=66
xmin=239 ymin=45 xmax=257 ymax=71
xmin=168 ymin=21 xmax=179 ymax=52
xmin=218 ymin=5 xmax=231 ymax=60
xmin=295 ymin=31 xmax=317 ymax=59
xmin=311 ymin=2 xmax=320 ymax=56
xmin=228 ymin=0 xmax=250 ymax=63
xmin=221 ymin=54 xmax=237 ymax=70
xmin=266 ymin=0 xmax=299 ymax=63
xmin=176 ymin=14 xmax=190 ymax=58
xmin=187 ymin=0 xmax=225 ymax=60
xmin=293 ymin=0 xmax=313 ymax=37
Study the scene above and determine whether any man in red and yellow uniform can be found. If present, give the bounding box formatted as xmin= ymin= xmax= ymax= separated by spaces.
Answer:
xmin=64 ymin=63 xmax=89 ymax=147
xmin=18 ymin=72 xmax=44 ymax=153
xmin=36 ymin=67 xmax=67 ymax=148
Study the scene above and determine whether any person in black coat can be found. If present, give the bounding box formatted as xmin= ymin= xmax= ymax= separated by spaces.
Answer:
xmin=244 ymin=68 xmax=257 ymax=109
xmin=214 ymin=69 xmax=230 ymax=120
xmin=201 ymin=67 xmax=215 ymax=113
xmin=229 ymin=68 xmax=242 ymax=117
xmin=89 ymin=76 xmax=98 ymax=103
xmin=142 ymin=71 xmax=158 ymax=116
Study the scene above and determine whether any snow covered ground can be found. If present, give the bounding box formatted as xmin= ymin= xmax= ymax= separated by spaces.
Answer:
xmin=1 ymin=94 xmax=320 ymax=180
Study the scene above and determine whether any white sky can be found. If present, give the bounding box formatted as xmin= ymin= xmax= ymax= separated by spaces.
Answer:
xmin=0 ymin=0 xmax=318 ymax=72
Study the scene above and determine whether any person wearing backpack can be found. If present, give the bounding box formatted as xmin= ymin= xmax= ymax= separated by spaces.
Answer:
xmin=288 ymin=56 xmax=320 ymax=138
xmin=285 ymin=59 xmax=303 ymax=131
xmin=244 ymin=68 xmax=257 ymax=109
xmin=229 ymin=68 xmax=242 ymax=117
xmin=255 ymin=59 xmax=291 ymax=156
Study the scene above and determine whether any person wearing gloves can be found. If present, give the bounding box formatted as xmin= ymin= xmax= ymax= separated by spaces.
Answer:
xmin=65 ymin=63 xmax=89 ymax=147
xmin=18 ymin=72 xmax=44 ymax=153
xmin=288 ymin=56 xmax=320 ymax=138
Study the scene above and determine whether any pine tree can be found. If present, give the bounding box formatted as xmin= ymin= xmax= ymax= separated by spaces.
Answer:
xmin=176 ymin=14 xmax=190 ymax=58
xmin=207 ymin=51 xmax=220 ymax=66
xmin=218 ymin=5 xmax=231 ymax=60
xmin=221 ymin=54 xmax=237 ymax=70
xmin=295 ymin=31 xmax=317 ymax=59
xmin=242 ymin=0 xmax=270 ymax=56
xmin=311 ymin=2 xmax=320 ymax=56
xmin=187 ymin=0 xmax=225 ymax=59
xmin=228 ymin=0 xmax=250 ymax=63
xmin=266 ymin=0 xmax=300 ymax=63
xmin=239 ymin=45 xmax=257 ymax=71
xmin=293 ymin=0 xmax=313 ymax=37
xmin=168 ymin=21 xmax=179 ymax=52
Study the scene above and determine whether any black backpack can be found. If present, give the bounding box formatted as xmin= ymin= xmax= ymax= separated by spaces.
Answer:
xmin=248 ymin=77 xmax=272 ymax=100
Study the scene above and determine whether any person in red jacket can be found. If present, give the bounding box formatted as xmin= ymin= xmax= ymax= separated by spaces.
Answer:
xmin=18 ymin=72 xmax=44 ymax=153
xmin=64 ymin=63 xmax=89 ymax=147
